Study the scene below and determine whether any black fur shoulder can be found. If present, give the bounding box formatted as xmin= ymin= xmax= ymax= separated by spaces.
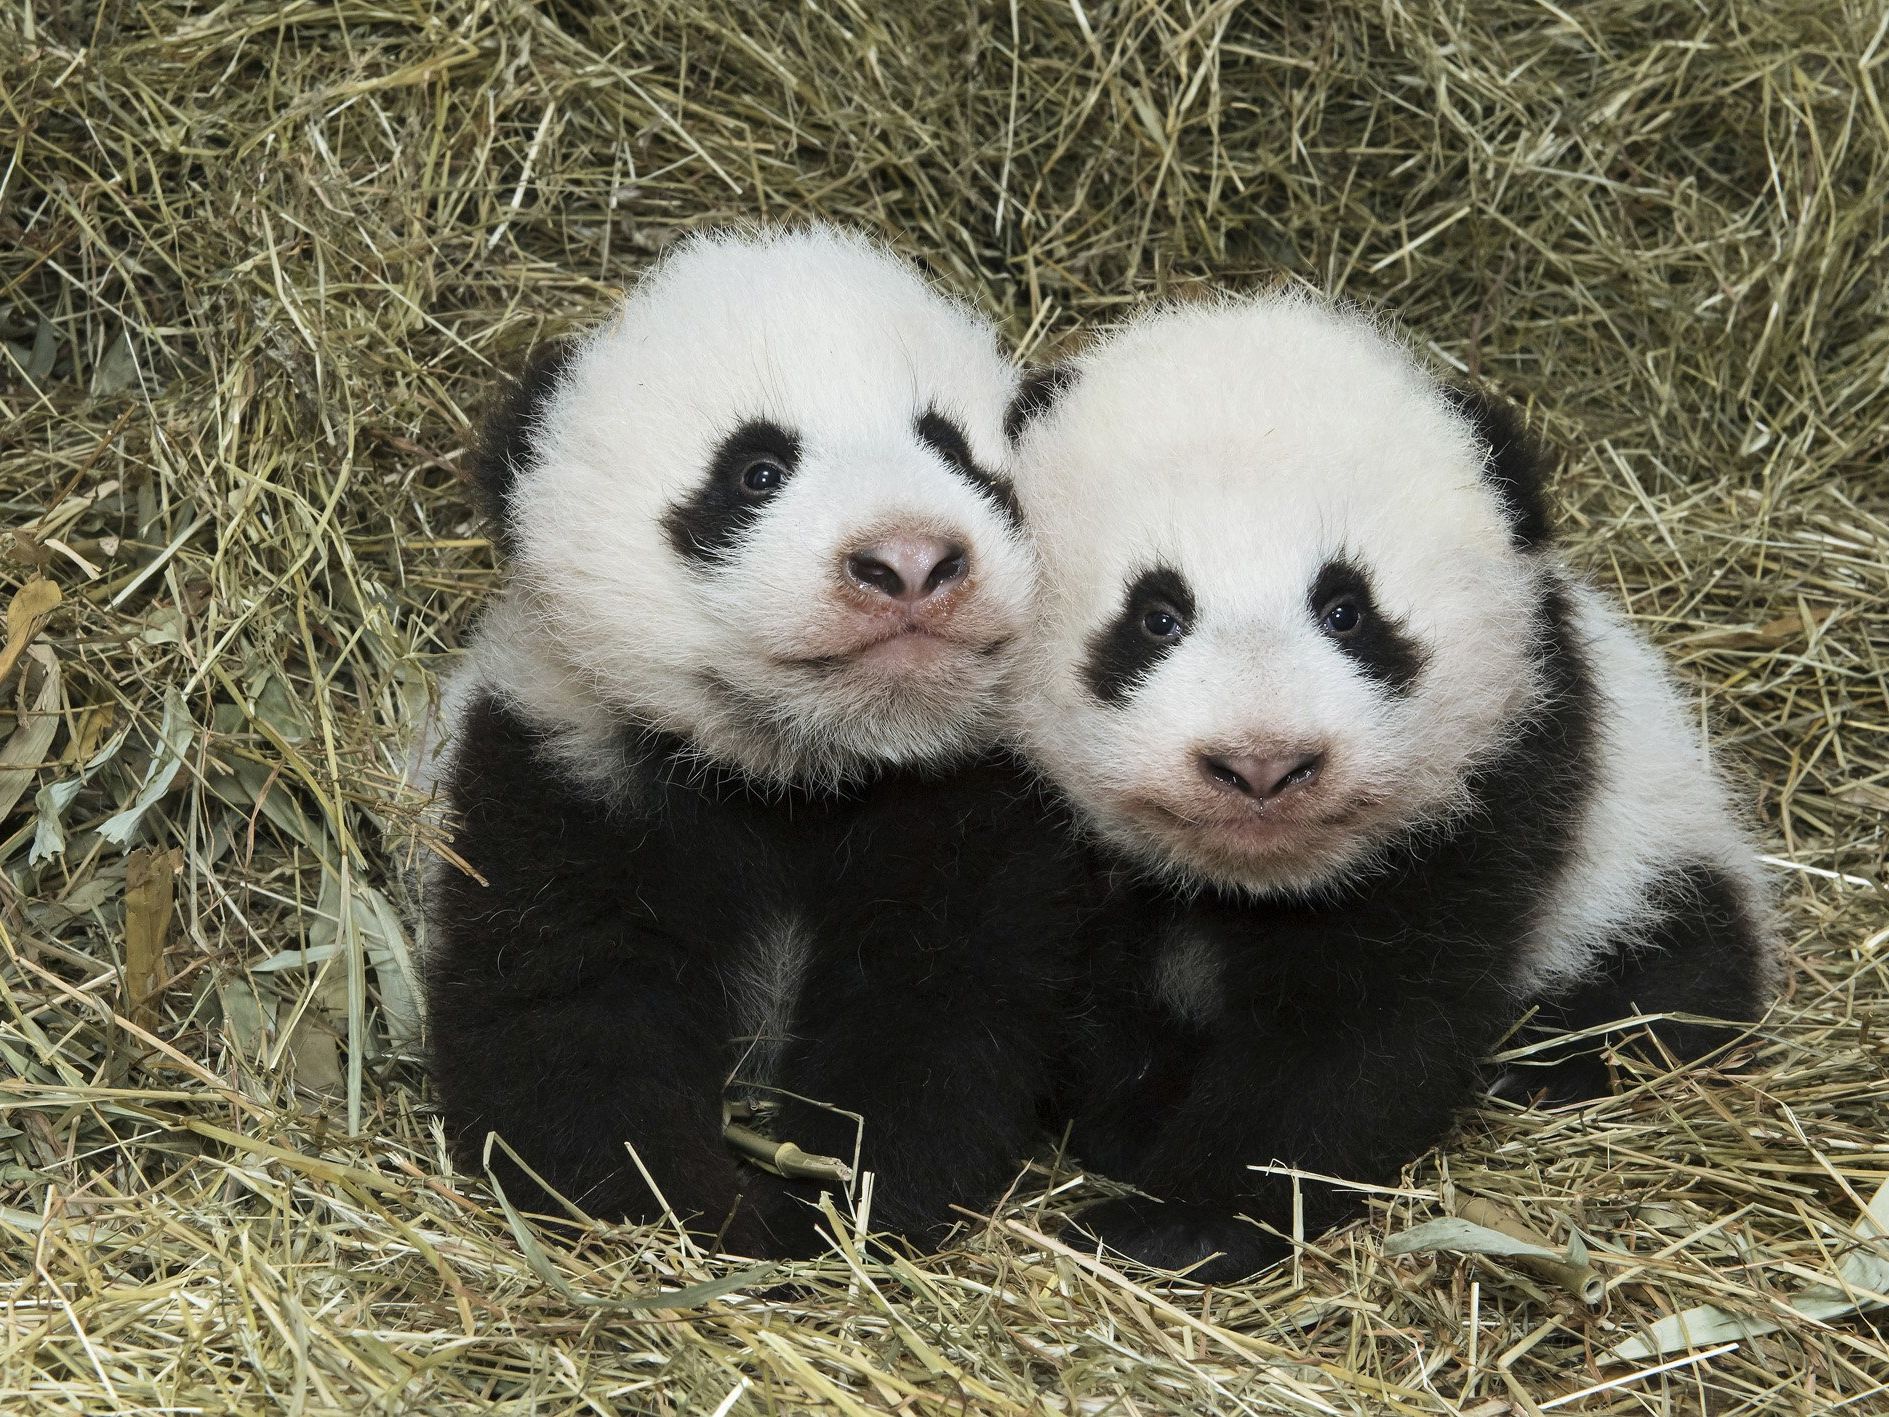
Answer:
xmin=1511 ymin=861 xmax=1771 ymax=1101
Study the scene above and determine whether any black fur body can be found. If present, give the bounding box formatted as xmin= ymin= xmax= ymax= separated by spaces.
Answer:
xmin=424 ymin=693 xmax=1080 ymax=1255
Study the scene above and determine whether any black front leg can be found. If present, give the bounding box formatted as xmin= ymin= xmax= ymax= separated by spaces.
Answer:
xmin=1070 ymin=983 xmax=1504 ymax=1281
xmin=429 ymin=948 xmax=803 ymax=1256
xmin=1068 ymin=1196 xmax=1284 ymax=1283
xmin=425 ymin=694 xmax=812 ymax=1256
xmin=746 ymin=761 xmax=1079 ymax=1253
xmin=762 ymin=931 xmax=1064 ymax=1252
xmin=1508 ymin=863 xmax=1771 ymax=1104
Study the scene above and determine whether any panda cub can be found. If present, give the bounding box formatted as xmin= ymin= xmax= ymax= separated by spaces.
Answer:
xmin=420 ymin=227 xmax=1075 ymax=1257
xmin=1008 ymin=293 xmax=1777 ymax=1282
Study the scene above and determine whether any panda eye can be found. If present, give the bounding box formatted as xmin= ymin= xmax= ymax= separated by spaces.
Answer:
xmin=740 ymin=459 xmax=787 ymax=495
xmin=1320 ymin=597 xmax=1364 ymax=638
xmin=1141 ymin=605 xmax=1186 ymax=642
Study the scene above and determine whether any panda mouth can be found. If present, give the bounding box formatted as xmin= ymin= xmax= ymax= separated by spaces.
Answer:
xmin=1138 ymin=795 xmax=1356 ymax=844
xmin=855 ymin=628 xmax=960 ymax=666
xmin=1146 ymin=800 xmax=1293 ymax=834
xmin=781 ymin=625 xmax=1002 ymax=671
xmin=1131 ymin=783 xmax=1395 ymax=870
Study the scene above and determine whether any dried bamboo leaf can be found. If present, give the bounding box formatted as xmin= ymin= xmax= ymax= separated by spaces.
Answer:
xmin=1609 ymin=1178 xmax=1889 ymax=1363
xmin=95 ymin=687 xmax=193 ymax=847
xmin=0 ymin=576 xmax=61 ymax=687
xmin=122 ymin=845 xmax=178 ymax=1028
xmin=0 ymin=645 xmax=61 ymax=822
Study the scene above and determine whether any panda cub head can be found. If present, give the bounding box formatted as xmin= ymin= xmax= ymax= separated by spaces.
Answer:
xmin=474 ymin=226 xmax=1034 ymax=788
xmin=1010 ymin=293 xmax=1555 ymax=896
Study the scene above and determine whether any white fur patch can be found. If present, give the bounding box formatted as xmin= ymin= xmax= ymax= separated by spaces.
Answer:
xmin=726 ymin=914 xmax=813 ymax=1093
xmin=1152 ymin=931 xmax=1226 ymax=1026
xmin=1518 ymin=578 xmax=1774 ymax=991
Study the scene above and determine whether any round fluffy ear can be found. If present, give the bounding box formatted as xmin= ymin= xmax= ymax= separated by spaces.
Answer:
xmin=1004 ymin=363 xmax=1078 ymax=443
xmin=470 ymin=338 xmax=579 ymax=557
xmin=1441 ymin=383 xmax=1555 ymax=550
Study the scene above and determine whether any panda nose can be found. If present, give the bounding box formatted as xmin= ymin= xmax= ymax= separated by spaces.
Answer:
xmin=844 ymin=535 xmax=968 ymax=603
xmin=1197 ymin=749 xmax=1325 ymax=801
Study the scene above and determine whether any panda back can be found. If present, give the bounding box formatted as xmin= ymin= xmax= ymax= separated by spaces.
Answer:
xmin=1520 ymin=575 xmax=1774 ymax=993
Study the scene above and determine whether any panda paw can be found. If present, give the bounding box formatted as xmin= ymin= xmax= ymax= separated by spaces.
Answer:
xmin=1068 ymin=1196 xmax=1285 ymax=1284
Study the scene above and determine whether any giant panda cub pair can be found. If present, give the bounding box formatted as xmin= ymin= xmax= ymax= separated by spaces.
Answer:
xmin=422 ymin=225 xmax=1774 ymax=1279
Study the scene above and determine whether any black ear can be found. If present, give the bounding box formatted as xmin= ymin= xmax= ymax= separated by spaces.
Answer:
xmin=1004 ymin=364 xmax=1077 ymax=443
xmin=471 ymin=338 xmax=579 ymax=557
xmin=1441 ymin=383 xmax=1554 ymax=550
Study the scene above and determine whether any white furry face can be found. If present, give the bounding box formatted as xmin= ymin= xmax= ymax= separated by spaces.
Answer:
xmin=496 ymin=228 xmax=1035 ymax=786
xmin=1011 ymin=294 xmax=1547 ymax=896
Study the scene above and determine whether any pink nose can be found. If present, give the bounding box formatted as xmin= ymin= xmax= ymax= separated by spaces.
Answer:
xmin=1197 ymin=749 xmax=1325 ymax=801
xmin=843 ymin=535 xmax=968 ymax=604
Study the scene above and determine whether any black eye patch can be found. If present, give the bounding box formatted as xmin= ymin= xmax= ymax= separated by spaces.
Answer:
xmin=663 ymin=419 xmax=801 ymax=566
xmin=1306 ymin=558 xmax=1426 ymax=695
xmin=915 ymin=408 xmax=1022 ymax=528
xmin=1084 ymin=565 xmax=1197 ymax=705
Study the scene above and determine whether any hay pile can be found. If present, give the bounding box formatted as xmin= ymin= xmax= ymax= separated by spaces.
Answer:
xmin=4 ymin=1 xmax=1886 ymax=1411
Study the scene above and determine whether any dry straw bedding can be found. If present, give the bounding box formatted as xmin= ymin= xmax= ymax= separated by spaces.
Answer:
xmin=2 ymin=1 xmax=1886 ymax=1412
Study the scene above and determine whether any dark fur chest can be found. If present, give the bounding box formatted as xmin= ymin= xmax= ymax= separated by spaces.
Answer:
xmin=428 ymin=694 xmax=1075 ymax=987
xmin=423 ymin=691 xmax=1084 ymax=1246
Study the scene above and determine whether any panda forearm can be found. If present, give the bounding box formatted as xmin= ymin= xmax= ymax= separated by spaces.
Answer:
xmin=427 ymin=963 xmax=769 ymax=1239
xmin=768 ymin=940 xmax=1063 ymax=1240
xmin=775 ymin=1028 xmax=1054 ymax=1240
xmin=1065 ymin=997 xmax=1497 ymax=1282
xmin=1134 ymin=1015 xmax=1490 ymax=1223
